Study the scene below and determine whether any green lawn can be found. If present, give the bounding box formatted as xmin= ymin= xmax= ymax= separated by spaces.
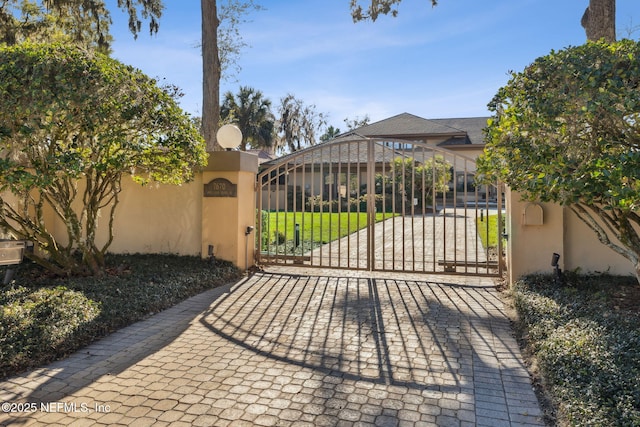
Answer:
xmin=476 ymin=214 xmax=502 ymax=248
xmin=262 ymin=211 xmax=394 ymax=246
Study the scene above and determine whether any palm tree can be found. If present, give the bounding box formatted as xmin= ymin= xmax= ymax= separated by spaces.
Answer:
xmin=220 ymin=86 xmax=275 ymax=152
xmin=320 ymin=125 xmax=341 ymax=142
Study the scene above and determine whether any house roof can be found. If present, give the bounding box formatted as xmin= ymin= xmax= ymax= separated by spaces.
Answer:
xmin=334 ymin=113 xmax=488 ymax=146
xmin=246 ymin=149 xmax=277 ymax=164
xmin=260 ymin=139 xmax=410 ymax=170
xmin=260 ymin=113 xmax=489 ymax=170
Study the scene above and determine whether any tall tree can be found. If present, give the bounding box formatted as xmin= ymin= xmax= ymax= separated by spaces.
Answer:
xmin=220 ymin=86 xmax=275 ymax=151
xmin=350 ymin=0 xmax=617 ymax=42
xmin=201 ymin=0 xmax=263 ymax=151
xmin=201 ymin=0 xmax=220 ymax=151
xmin=582 ymin=0 xmax=616 ymax=42
xmin=0 ymin=0 xmax=162 ymax=52
xmin=2 ymin=1 xmax=261 ymax=152
xmin=277 ymin=95 xmax=328 ymax=152
xmin=0 ymin=0 xmax=116 ymax=53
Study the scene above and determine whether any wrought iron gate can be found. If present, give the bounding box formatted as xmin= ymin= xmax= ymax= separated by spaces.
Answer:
xmin=256 ymin=137 xmax=503 ymax=276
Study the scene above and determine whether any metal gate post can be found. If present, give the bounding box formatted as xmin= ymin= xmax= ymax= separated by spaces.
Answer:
xmin=367 ymin=138 xmax=375 ymax=271
xmin=497 ymin=182 xmax=505 ymax=276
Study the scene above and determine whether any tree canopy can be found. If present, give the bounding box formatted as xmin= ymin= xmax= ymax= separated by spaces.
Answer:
xmin=277 ymin=94 xmax=327 ymax=153
xmin=0 ymin=0 xmax=162 ymax=53
xmin=0 ymin=43 xmax=206 ymax=275
xmin=377 ymin=156 xmax=450 ymax=212
xmin=350 ymin=0 xmax=616 ymax=43
xmin=477 ymin=40 xmax=640 ymax=281
xmin=0 ymin=0 xmax=262 ymax=152
xmin=350 ymin=0 xmax=437 ymax=22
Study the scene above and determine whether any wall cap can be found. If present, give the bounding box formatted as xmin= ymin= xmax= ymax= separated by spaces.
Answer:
xmin=204 ymin=151 xmax=259 ymax=173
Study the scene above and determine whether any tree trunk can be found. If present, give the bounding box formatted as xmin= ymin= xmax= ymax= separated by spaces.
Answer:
xmin=581 ymin=0 xmax=616 ymax=42
xmin=202 ymin=0 xmax=222 ymax=151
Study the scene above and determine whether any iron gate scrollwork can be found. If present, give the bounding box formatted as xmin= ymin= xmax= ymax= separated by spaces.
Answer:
xmin=256 ymin=137 xmax=503 ymax=276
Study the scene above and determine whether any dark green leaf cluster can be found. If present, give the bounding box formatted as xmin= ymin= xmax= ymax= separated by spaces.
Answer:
xmin=479 ymin=40 xmax=640 ymax=280
xmin=0 ymin=285 xmax=101 ymax=376
xmin=0 ymin=0 xmax=163 ymax=54
xmin=479 ymin=40 xmax=640 ymax=209
xmin=0 ymin=43 xmax=206 ymax=275
xmin=221 ymin=86 xmax=275 ymax=151
xmin=513 ymin=274 xmax=640 ymax=426
xmin=374 ymin=156 xmax=451 ymax=212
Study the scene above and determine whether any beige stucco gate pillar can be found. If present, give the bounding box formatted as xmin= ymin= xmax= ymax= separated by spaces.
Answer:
xmin=202 ymin=150 xmax=258 ymax=271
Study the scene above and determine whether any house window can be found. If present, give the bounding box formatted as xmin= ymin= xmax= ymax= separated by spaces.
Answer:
xmin=383 ymin=141 xmax=410 ymax=150
xmin=324 ymin=172 xmax=361 ymax=199
xmin=455 ymin=173 xmax=476 ymax=192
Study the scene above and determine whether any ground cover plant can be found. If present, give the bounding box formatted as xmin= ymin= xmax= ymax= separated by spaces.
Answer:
xmin=0 ymin=254 xmax=240 ymax=380
xmin=512 ymin=273 xmax=640 ymax=426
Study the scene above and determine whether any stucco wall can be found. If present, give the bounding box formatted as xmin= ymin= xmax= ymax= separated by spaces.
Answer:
xmin=106 ymin=177 xmax=203 ymax=255
xmin=564 ymin=207 xmax=634 ymax=276
xmin=506 ymin=188 xmax=564 ymax=283
xmin=507 ymin=188 xmax=636 ymax=283
xmin=1 ymin=153 xmax=258 ymax=266
xmin=12 ymin=175 xmax=204 ymax=256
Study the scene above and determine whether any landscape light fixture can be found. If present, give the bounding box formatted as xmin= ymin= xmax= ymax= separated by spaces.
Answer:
xmin=216 ymin=124 xmax=243 ymax=150
xmin=245 ymin=226 xmax=254 ymax=273
xmin=208 ymin=244 xmax=214 ymax=264
xmin=551 ymin=252 xmax=563 ymax=284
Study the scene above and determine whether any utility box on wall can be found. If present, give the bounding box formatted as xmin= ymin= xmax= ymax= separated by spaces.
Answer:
xmin=522 ymin=203 xmax=544 ymax=226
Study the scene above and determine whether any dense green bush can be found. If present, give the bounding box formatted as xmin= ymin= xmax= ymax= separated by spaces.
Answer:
xmin=513 ymin=274 xmax=640 ymax=426
xmin=258 ymin=209 xmax=269 ymax=246
xmin=0 ymin=254 xmax=240 ymax=379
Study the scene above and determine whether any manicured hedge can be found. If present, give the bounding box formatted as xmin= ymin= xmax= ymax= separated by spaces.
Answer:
xmin=513 ymin=274 xmax=640 ymax=426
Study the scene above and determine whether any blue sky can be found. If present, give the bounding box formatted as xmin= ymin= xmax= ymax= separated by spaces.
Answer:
xmin=109 ymin=0 xmax=640 ymax=130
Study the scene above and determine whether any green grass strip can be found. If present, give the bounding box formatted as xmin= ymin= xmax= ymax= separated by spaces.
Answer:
xmin=476 ymin=213 xmax=501 ymax=248
xmin=264 ymin=211 xmax=394 ymax=244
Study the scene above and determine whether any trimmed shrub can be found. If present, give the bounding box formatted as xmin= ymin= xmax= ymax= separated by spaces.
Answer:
xmin=513 ymin=274 xmax=640 ymax=426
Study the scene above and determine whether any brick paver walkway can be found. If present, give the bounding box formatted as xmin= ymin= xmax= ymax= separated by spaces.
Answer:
xmin=0 ymin=268 xmax=545 ymax=426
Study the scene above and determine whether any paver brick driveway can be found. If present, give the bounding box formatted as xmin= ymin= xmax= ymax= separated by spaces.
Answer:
xmin=0 ymin=268 xmax=545 ymax=426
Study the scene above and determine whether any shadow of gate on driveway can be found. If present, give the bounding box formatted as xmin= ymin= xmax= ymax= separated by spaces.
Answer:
xmin=199 ymin=270 xmax=544 ymax=425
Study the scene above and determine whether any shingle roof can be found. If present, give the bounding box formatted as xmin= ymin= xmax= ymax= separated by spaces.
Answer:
xmin=246 ymin=149 xmax=276 ymax=164
xmin=261 ymin=113 xmax=489 ymax=170
xmin=260 ymin=140 xmax=410 ymax=170
xmin=429 ymin=117 xmax=488 ymax=145
xmin=334 ymin=113 xmax=489 ymax=145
